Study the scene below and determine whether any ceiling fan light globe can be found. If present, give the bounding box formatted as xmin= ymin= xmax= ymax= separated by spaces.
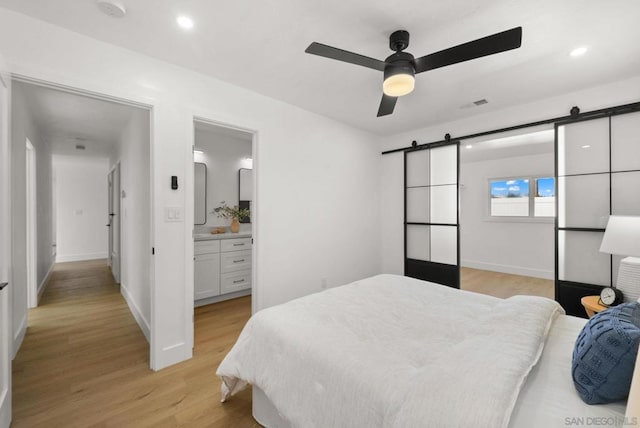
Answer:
xmin=383 ymin=73 xmax=415 ymax=97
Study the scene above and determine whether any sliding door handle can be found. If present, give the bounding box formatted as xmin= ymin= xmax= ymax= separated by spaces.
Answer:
xmin=0 ymin=282 xmax=8 ymax=291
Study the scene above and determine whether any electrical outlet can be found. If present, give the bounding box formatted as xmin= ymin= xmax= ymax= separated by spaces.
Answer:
xmin=321 ymin=278 xmax=327 ymax=289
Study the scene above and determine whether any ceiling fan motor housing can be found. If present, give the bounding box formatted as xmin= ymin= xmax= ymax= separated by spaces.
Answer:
xmin=384 ymin=51 xmax=416 ymax=81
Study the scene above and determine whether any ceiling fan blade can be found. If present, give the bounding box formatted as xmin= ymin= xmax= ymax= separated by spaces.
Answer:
xmin=414 ymin=27 xmax=522 ymax=74
xmin=377 ymin=94 xmax=398 ymax=117
xmin=305 ymin=42 xmax=386 ymax=71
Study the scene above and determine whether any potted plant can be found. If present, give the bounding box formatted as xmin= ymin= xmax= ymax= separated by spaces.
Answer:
xmin=212 ymin=201 xmax=250 ymax=233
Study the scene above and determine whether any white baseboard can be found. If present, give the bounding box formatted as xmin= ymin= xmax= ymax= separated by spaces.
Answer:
xmin=120 ymin=282 xmax=151 ymax=344
xmin=12 ymin=313 xmax=27 ymax=359
xmin=37 ymin=260 xmax=55 ymax=304
xmin=56 ymin=252 xmax=108 ymax=263
xmin=462 ymin=260 xmax=553 ymax=280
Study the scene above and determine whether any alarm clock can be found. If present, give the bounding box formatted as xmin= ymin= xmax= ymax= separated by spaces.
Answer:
xmin=599 ymin=287 xmax=624 ymax=307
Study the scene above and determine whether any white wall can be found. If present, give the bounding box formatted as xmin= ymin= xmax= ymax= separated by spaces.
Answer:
xmin=10 ymin=82 xmax=55 ymax=355
xmin=380 ymin=74 xmax=640 ymax=275
xmin=193 ymin=129 xmax=252 ymax=229
xmin=53 ymin=155 xmax=109 ymax=262
xmin=111 ymin=109 xmax=151 ymax=342
xmin=0 ymin=8 xmax=381 ymax=369
xmin=460 ymin=153 xmax=554 ymax=279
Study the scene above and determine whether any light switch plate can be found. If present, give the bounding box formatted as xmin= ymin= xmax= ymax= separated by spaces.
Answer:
xmin=165 ymin=207 xmax=183 ymax=222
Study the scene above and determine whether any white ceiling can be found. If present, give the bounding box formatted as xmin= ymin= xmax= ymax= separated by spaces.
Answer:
xmin=3 ymin=0 xmax=640 ymax=136
xmin=460 ymin=129 xmax=553 ymax=163
xmin=15 ymin=81 xmax=140 ymax=157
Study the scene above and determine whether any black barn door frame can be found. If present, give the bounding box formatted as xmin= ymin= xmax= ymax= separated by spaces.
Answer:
xmin=404 ymin=140 xmax=460 ymax=288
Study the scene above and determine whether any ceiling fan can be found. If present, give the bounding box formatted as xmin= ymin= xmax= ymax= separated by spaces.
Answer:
xmin=305 ymin=27 xmax=522 ymax=117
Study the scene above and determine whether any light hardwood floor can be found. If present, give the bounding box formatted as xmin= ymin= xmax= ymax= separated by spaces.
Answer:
xmin=12 ymin=259 xmax=255 ymax=428
xmin=461 ymin=267 xmax=554 ymax=299
xmin=12 ymin=261 xmax=553 ymax=427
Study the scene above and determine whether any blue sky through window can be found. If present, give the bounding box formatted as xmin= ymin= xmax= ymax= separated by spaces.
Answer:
xmin=490 ymin=179 xmax=530 ymax=198
xmin=536 ymin=177 xmax=555 ymax=197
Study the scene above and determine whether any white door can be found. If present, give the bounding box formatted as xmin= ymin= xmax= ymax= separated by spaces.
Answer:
xmin=108 ymin=164 xmax=121 ymax=283
xmin=0 ymin=59 xmax=13 ymax=427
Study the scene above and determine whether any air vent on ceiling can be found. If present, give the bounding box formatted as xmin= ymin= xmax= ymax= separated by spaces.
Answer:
xmin=459 ymin=98 xmax=489 ymax=109
xmin=75 ymin=144 xmax=86 ymax=150
xmin=96 ymin=0 xmax=126 ymax=18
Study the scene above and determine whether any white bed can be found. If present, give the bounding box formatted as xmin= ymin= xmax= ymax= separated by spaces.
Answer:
xmin=217 ymin=274 xmax=635 ymax=428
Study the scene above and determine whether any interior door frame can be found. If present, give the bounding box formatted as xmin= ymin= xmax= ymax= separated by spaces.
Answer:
xmin=0 ymin=56 xmax=12 ymax=428
xmin=25 ymin=138 xmax=37 ymax=308
xmin=404 ymin=140 xmax=461 ymax=288
xmin=107 ymin=162 xmax=121 ymax=283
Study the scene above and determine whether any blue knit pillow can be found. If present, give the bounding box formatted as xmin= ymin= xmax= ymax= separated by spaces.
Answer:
xmin=572 ymin=302 xmax=640 ymax=404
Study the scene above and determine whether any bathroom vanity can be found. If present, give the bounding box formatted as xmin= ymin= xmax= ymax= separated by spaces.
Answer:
xmin=194 ymin=233 xmax=252 ymax=306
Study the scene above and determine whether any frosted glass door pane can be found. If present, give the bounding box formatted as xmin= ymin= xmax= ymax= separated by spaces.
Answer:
xmin=406 ymin=150 xmax=430 ymax=187
xmin=406 ymin=187 xmax=430 ymax=223
xmin=558 ymin=231 xmax=610 ymax=286
xmin=430 ymin=226 xmax=457 ymax=265
xmin=557 ymin=175 xmax=609 ymax=228
xmin=557 ymin=119 xmax=609 ymax=176
xmin=430 ymin=185 xmax=457 ymax=224
xmin=407 ymin=225 xmax=429 ymax=261
xmin=430 ymin=145 xmax=457 ymax=185
xmin=611 ymin=112 xmax=640 ymax=172
xmin=611 ymin=171 xmax=640 ymax=215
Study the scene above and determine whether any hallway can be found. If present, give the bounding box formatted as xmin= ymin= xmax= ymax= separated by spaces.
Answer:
xmin=12 ymin=259 xmax=254 ymax=427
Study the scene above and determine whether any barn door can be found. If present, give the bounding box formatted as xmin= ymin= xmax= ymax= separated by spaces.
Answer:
xmin=404 ymin=142 xmax=460 ymax=288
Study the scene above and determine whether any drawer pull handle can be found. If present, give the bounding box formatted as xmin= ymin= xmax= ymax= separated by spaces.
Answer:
xmin=233 ymin=243 xmax=244 ymax=246
xmin=233 ymin=279 xmax=245 ymax=284
xmin=232 ymin=259 xmax=245 ymax=263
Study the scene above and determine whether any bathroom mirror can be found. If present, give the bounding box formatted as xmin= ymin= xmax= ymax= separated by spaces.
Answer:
xmin=194 ymin=162 xmax=207 ymax=225
xmin=239 ymin=168 xmax=253 ymax=224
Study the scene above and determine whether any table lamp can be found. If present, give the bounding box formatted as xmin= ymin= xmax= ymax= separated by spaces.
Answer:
xmin=600 ymin=215 xmax=640 ymax=303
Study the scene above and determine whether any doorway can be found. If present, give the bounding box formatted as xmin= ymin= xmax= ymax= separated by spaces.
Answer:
xmin=191 ymin=118 xmax=255 ymax=351
xmin=458 ymin=127 xmax=555 ymax=299
xmin=10 ymin=78 xmax=152 ymax=367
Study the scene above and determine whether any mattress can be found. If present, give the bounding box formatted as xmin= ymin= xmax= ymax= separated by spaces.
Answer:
xmin=251 ymin=313 xmax=629 ymax=428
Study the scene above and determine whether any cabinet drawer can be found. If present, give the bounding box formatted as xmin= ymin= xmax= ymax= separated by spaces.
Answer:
xmin=194 ymin=240 xmax=221 ymax=255
xmin=221 ymin=270 xmax=251 ymax=294
xmin=221 ymin=238 xmax=252 ymax=252
xmin=220 ymin=250 xmax=252 ymax=273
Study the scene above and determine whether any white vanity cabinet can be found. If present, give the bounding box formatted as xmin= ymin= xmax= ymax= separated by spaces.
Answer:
xmin=194 ymin=240 xmax=221 ymax=300
xmin=194 ymin=236 xmax=251 ymax=305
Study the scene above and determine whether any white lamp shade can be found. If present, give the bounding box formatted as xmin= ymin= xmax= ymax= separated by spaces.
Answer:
xmin=600 ymin=215 xmax=640 ymax=256
xmin=383 ymin=73 xmax=415 ymax=97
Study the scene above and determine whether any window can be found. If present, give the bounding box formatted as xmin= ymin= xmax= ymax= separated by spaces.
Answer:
xmin=490 ymin=178 xmax=530 ymax=216
xmin=490 ymin=176 xmax=555 ymax=218
xmin=534 ymin=177 xmax=555 ymax=217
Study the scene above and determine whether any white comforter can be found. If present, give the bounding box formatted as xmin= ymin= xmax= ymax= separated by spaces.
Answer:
xmin=217 ymin=274 xmax=564 ymax=428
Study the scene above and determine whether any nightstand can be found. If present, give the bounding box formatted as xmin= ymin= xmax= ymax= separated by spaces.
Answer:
xmin=580 ymin=295 xmax=608 ymax=318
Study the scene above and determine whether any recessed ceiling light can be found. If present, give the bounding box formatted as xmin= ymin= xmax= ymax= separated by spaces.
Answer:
xmin=177 ymin=15 xmax=194 ymax=30
xmin=465 ymin=145 xmax=473 ymax=149
xmin=570 ymin=46 xmax=588 ymax=57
